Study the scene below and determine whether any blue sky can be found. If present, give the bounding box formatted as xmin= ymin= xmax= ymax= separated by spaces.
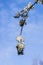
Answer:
xmin=0 ymin=0 xmax=43 ymax=65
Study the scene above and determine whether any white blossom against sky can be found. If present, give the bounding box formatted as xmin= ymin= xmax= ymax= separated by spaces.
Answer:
xmin=0 ymin=0 xmax=43 ymax=65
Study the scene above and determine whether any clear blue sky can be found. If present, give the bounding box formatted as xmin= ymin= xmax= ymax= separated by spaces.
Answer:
xmin=0 ymin=0 xmax=43 ymax=65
